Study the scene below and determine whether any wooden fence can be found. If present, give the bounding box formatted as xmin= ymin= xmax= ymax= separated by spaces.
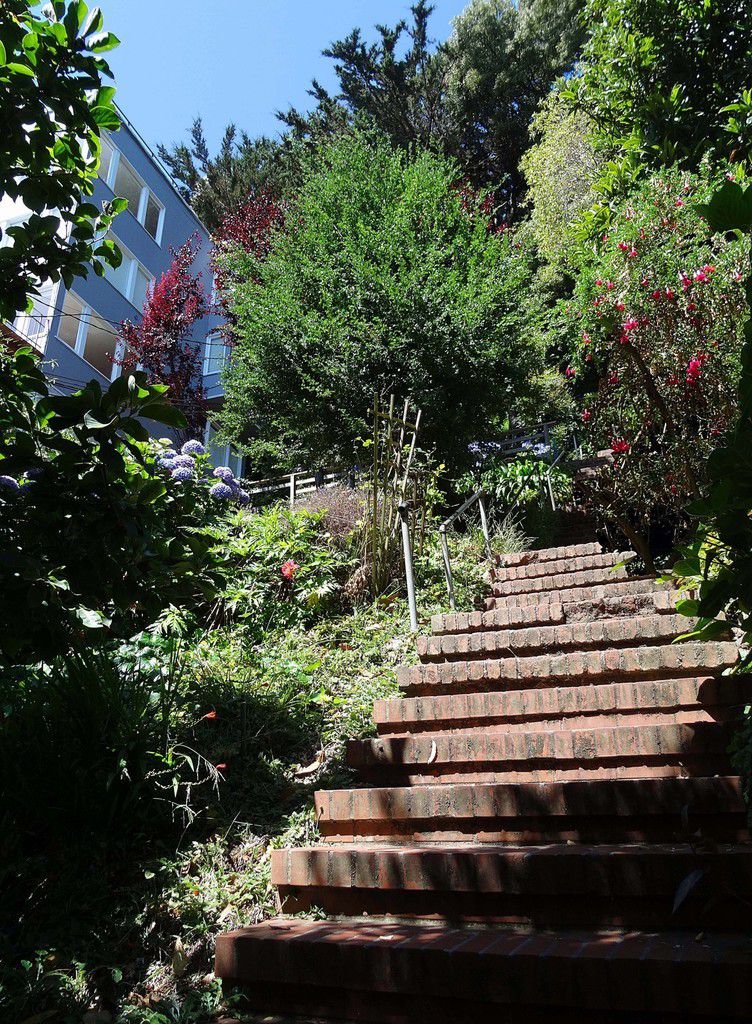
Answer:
xmin=244 ymin=467 xmax=352 ymax=507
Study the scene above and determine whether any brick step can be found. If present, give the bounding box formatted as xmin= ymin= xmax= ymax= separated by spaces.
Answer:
xmin=346 ymin=720 xmax=735 ymax=785
xmin=272 ymin=842 xmax=752 ymax=930
xmin=492 ymin=564 xmax=631 ymax=598
xmin=418 ymin=614 xmax=707 ymax=663
xmin=215 ymin=919 xmax=752 ymax=1021
xmin=433 ymin=588 xmax=677 ymax=637
xmin=397 ymin=641 xmax=738 ymax=697
xmin=484 ymin=576 xmax=672 ymax=610
xmin=375 ymin=676 xmax=745 ymax=737
xmin=492 ymin=550 xmax=633 ymax=583
xmin=315 ymin=776 xmax=747 ymax=844
xmin=495 ymin=542 xmax=602 ymax=567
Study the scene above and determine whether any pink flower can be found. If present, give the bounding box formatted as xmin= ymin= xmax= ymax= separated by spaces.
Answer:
xmin=665 ymin=287 xmax=676 ymax=301
xmin=628 ymin=247 xmax=638 ymax=258
xmin=605 ymin=280 xmax=615 ymax=290
xmin=215 ymin=763 xmax=227 ymax=772
xmin=581 ymin=331 xmax=591 ymax=344
xmin=581 ymin=408 xmax=591 ymax=422
xmin=622 ymin=319 xmax=638 ymax=332
xmin=615 ymin=299 xmax=625 ymax=311
xmin=675 ymin=199 xmax=684 ymax=208
xmin=694 ymin=270 xmax=707 ymax=283
xmin=281 ymin=559 xmax=300 ymax=581
xmin=565 ymin=366 xmax=576 ymax=379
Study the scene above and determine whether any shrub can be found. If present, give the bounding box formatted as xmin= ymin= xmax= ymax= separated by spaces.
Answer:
xmin=563 ymin=167 xmax=749 ymax=560
xmin=0 ymin=350 xmax=219 ymax=664
xmin=215 ymin=130 xmax=545 ymax=471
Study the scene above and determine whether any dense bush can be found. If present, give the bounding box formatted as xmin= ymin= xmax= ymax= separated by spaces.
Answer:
xmin=216 ymin=131 xmax=545 ymax=471
xmin=0 ymin=349 xmax=219 ymax=664
xmin=563 ymin=168 xmax=749 ymax=561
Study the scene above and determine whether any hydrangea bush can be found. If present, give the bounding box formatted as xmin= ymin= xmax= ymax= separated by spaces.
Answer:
xmin=153 ymin=438 xmax=250 ymax=505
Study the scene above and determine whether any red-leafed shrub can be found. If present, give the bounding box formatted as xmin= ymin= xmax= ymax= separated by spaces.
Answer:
xmin=118 ymin=235 xmax=209 ymax=436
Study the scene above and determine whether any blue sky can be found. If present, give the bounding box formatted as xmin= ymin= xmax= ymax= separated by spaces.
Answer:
xmin=97 ymin=1 xmax=468 ymax=155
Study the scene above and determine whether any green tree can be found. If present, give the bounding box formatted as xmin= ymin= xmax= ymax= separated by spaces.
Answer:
xmin=157 ymin=119 xmax=288 ymax=232
xmin=443 ymin=0 xmax=585 ymax=210
xmin=567 ymin=0 xmax=751 ymax=171
xmin=0 ymin=0 xmax=123 ymax=320
xmin=520 ymin=88 xmax=601 ymax=267
xmin=215 ymin=132 xmax=544 ymax=471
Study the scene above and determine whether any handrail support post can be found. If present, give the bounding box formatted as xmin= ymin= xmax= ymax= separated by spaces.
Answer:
xmin=478 ymin=492 xmax=492 ymax=560
xmin=399 ymin=503 xmax=419 ymax=632
xmin=439 ymin=524 xmax=456 ymax=611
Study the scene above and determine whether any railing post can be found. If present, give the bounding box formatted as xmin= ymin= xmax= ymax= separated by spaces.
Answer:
xmin=314 ymin=468 xmax=324 ymax=489
xmin=547 ymin=472 xmax=556 ymax=511
xmin=478 ymin=492 xmax=492 ymax=560
xmin=289 ymin=473 xmax=296 ymax=508
xmin=439 ymin=524 xmax=456 ymax=611
xmin=399 ymin=504 xmax=419 ymax=632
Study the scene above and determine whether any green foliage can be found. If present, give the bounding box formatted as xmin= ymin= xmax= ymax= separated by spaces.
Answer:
xmin=521 ymin=89 xmax=602 ymax=267
xmin=443 ymin=0 xmax=585 ymax=207
xmin=217 ymin=131 xmax=544 ymax=471
xmin=0 ymin=0 xmax=124 ymax=319
xmin=565 ymin=0 xmax=751 ymax=197
xmin=667 ymin=181 xmax=752 ymax=652
xmin=208 ymin=504 xmax=351 ymax=638
xmin=464 ymin=451 xmax=572 ymax=507
xmin=0 ymin=349 xmax=218 ymax=664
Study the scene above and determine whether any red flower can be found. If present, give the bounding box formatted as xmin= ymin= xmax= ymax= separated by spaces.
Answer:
xmin=618 ymin=241 xmax=629 ymax=252
xmin=628 ymin=248 xmax=638 ymax=258
xmin=608 ymin=372 xmax=619 ymax=385
xmin=622 ymin=319 xmax=638 ymax=332
xmin=281 ymin=559 xmax=300 ymax=581
xmin=202 ymin=710 xmax=217 ymax=721
xmin=581 ymin=408 xmax=591 ymax=422
xmin=605 ymin=280 xmax=615 ymax=290
xmin=651 ymin=289 xmax=662 ymax=301
xmin=215 ymin=763 xmax=227 ymax=772
xmin=565 ymin=366 xmax=576 ymax=379
xmin=611 ymin=438 xmax=630 ymax=455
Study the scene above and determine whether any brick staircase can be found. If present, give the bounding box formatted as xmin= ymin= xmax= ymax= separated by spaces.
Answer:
xmin=215 ymin=540 xmax=752 ymax=1022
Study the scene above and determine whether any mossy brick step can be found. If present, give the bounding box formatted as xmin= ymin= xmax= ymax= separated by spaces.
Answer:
xmin=491 ymin=549 xmax=634 ymax=583
xmin=397 ymin=641 xmax=738 ymax=696
xmin=374 ymin=675 xmax=745 ymax=736
xmin=314 ymin=776 xmax=748 ymax=844
xmin=484 ymin=576 xmax=672 ymax=610
xmin=417 ymin=614 xmax=709 ymax=663
xmin=215 ymin=919 xmax=752 ymax=1022
xmin=492 ymin=564 xmax=631 ymax=598
xmin=346 ymin=720 xmax=735 ymax=784
xmin=433 ymin=589 xmax=678 ymax=637
xmin=272 ymin=842 xmax=752 ymax=929
xmin=495 ymin=541 xmax=602 ymax=567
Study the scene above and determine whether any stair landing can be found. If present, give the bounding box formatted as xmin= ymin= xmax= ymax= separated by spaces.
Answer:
xmin=215 ymin=541 xmax=752 ymax=1020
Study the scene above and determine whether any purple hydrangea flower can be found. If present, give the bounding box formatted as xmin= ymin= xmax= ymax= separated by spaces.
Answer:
xmin=212 ymin=466 xmax=235 ymax=482
xmin=236 ymin=489 xmax=250 ymax=505
xmin=171 ymin=466 xmax=194 ymax=482
xmin=157 ymin=456 xmax=177 ymax=469
xmin=209 ymin=481 xmax=234 ymax=500
xmin=181 ymin=440 xmax=206 ymax=456
xmin=0 ymin=475 xmax=19 ymax=492
xmin=172 ymin=454 xmax=195 ymax=469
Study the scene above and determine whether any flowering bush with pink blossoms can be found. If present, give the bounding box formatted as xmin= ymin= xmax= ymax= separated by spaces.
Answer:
xmin=560 ymin=167 xmax=749 ymax=562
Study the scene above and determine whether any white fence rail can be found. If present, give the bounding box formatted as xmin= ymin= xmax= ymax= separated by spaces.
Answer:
xmin=244 ymin=468 xmax=351 ymax=507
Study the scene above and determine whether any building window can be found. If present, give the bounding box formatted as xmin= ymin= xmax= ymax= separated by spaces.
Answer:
xmin=99 ymin=136 xmax=165 ymax=244
xmin=205 ymin=421 xmax=243 ymax=478
xmin=57 ymin=290 xmax=124 ymax=381
xmin=203 ymin=332 xmax=229 ymax=375
xmin=102 ymin=231 xmax=154 ymax=311
xmin=12 ymin=281 xmax=58 ymax=351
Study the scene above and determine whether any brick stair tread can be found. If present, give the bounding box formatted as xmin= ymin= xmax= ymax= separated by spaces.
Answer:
xmin=397 ymin=641 xmax=738 ymax=695
xmin=273 ymin=841 xmax=752 ymax=896
xmin=492 ymin=550 xmax=633 ymax=583
xmin=484 ymin=577 xmax=673 ymax=610
xmin=315 ymin=776 xmax=746 ymax=840
xmin=347 ymin=719 xmax=733 ymax=773
xmin=492 ymin=564 xmax=630 ymax=598
xmin=433 ymin=588 xmax=677 ymax=636
xmin=418 ymin=614 xmax=708 ymax=663
xmin=215 ymin=919 xmax=752 ymax=1019
xmin=495 ymin=542 xmax=602 ymax=567
xmin=374 ymin=675 xmax=745 ymax=735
